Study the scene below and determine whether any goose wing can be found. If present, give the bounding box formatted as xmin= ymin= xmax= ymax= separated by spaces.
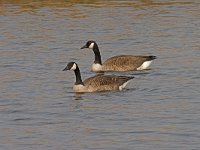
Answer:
xmin=103 ymin=55 xmax=156 ymax=71
xmin=83 ymin=74 xmax=134 ymax=91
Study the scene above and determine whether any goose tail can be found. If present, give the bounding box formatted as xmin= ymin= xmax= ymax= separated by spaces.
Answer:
xmin=149 ymin=56 xmax=157 ymax=60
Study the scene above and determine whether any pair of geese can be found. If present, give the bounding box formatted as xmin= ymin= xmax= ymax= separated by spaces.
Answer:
xmin=63 ymin=41 xmax=157 ymax=93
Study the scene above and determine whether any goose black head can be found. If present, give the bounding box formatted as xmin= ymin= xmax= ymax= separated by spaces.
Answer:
xmin=63 ymin=62 xmax=77 ymax=71
xmin=81 ymin=40 xmax=96 ymax=49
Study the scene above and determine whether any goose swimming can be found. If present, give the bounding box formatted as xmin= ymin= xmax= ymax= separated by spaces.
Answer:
xmin=63 ymin=62 xmax=134 ymax=92
xmin=81 ymin=40 xmax=157 ymax=72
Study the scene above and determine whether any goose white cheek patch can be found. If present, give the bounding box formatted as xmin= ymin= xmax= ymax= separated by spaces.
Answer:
xmin=89 ymin=42 xmax=94 ymax=49
xmin=71 ymin=63 xmax=77 ymax=70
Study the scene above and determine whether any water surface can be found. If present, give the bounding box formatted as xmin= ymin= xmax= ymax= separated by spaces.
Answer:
xmin=0 ymin=0 xmax=200 ymax=150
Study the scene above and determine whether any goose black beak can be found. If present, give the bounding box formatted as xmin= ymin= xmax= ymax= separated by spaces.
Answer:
xmin=62 ymin=66 xmax=69 ymax=71
xmin=80 ymin=45 xmax=87 ymax=49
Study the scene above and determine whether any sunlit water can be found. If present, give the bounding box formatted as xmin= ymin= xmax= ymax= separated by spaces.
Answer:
xmin=0 ymin=0 xmax=200 ymax=149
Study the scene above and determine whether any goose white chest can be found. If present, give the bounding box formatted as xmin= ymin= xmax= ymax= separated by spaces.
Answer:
xmin=73 ymin=84 xmax=85 ymax=92
xmin=92 ymin=63 xmax=102 ymax=72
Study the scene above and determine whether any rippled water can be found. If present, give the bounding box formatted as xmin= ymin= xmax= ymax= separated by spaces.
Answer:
xmin=0 ymin=0 xmax=200 ymax=149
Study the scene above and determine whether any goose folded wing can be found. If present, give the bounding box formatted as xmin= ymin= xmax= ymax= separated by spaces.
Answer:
xmin=83 ymin=75 xmax=133 ymax=86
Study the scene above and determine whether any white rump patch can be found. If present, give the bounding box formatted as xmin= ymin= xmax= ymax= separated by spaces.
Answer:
xmin=119 ymin=81 xmax=130 ymax=91
xmin=92 ymin=63 xmax=102 ymax=72
xmin=89 ymin=42 xmax=94 ymax=49
xmin=71 ymin=63 xmax=77 ymax=70
xmin=137 ymin=61 xmax=152 ymax=70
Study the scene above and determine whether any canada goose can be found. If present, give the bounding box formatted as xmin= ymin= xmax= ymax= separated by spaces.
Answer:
xmin=63 ymin=62 xmax=134 ymax=92
xmin=81 ymin=41 xmax=157 ymax=72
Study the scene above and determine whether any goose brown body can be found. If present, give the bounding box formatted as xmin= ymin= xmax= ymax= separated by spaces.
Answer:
xmin=83 ymin=74 xmax=134 ymax=92
xmin=81 ymin=41 xmax=157 ymax=72
xmin=63 ymin=62 xmax=134 ymax=93
xmin=102 ymin=55 xmax=156 ymax=71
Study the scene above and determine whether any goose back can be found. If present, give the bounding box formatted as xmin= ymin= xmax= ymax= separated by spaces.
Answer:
xmin=83 ymin=74 xmax=134 ymax=92
xmin=102 ymin=55 xmax=156 ymax=71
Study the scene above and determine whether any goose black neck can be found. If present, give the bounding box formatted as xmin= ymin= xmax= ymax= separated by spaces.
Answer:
xmin=74 ymin=67 xmax=84 ymax=85
xmin=93 ymin=44 xmax=102 ymax=65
